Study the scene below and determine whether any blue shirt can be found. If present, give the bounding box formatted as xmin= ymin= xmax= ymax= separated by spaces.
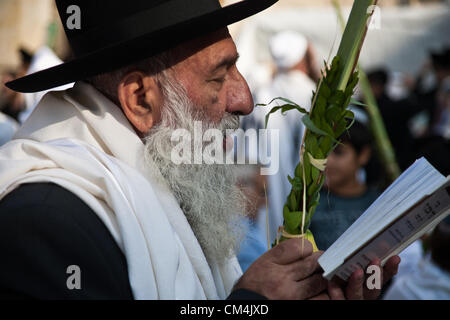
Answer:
xmin=310 ymin=188 xmax=380 ymax=251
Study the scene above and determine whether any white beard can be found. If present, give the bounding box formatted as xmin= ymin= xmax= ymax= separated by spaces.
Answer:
xmin=143 ymin=74 xmax=247 ymax=264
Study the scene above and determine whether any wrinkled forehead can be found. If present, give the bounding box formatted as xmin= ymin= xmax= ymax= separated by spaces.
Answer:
xmin=183 ymin=28 xmax=232 ymax=52
xmin=170 ymin=28 xmax=236 ymax=69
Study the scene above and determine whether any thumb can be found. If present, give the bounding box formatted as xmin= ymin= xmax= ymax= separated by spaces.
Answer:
xmin=268 ymin=238 xmax=313 ymax=265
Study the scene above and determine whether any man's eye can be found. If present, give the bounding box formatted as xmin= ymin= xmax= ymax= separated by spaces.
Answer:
xmin=213 ymin=78 xmax=225 ymax=84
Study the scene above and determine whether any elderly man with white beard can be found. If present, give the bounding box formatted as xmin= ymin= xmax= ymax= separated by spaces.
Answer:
xmin=0 ymin=0 xmax=399 ymax=300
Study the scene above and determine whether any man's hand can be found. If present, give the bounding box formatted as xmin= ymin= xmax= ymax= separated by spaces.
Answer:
xmin=328 ymin=255 xmax=401 ymax=300
xmin=234 ymin=238 xmax=328 ymax=300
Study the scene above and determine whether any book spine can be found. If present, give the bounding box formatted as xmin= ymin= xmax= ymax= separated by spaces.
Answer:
xmin=331 ymin=181 xmax=450 ymax=281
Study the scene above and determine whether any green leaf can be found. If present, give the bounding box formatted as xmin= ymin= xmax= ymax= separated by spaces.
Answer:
xmin=283 ymin=207 xmax=303 ymax=233
xmin=307 ymin=172 xmax=324 ymax=198
xmin=303 ymin=152 xmax=312 ymax=186
xmin=335 ymin=119 xmax=348 ymax=137
xmin=350 ymin=72 xmax=360 ymax=87
xmin=318 ymin=82 xmax=332 ymax=99
xmin=343 ymin=110 xmax=356 ymax=129
xmin=314 ymin=95 xmax=328 ymax=119
xmin=316 ymin=146 xmax=325 ymax=159
xmin=325 ymin=105 xmax=341 ymax=124
xmin=345 ymin=73 xmax=359 ymax=97
xmin=302 ymin=114 xmax=331 ymax=138
xmin=319 ymin=136 xmax=333 ymax=155
xmin=329 ymin=90 xmax=345 ymax=106
xmin=350 ymin=98 xmax=367 ymax=108
xmin=258 ymin=96 xmax=308 ymax=111
xmin=294 ymin=162 xmax=303 ymax=178
xmin=320 ymin=117 xmax=335 ymax=138
xmin=331 ymin=55 xmax=340 ymax=68
xmin=327 ymin=56 xmax=340 ymax=86
xmin=283 ymin=205 xmax=295 ymax=233
xmin=289 ymin=191 xmax=298 ymax=212
xmin=288 ymin=175 xmax=303 ymax=192
xmin=288 ymin=175 xmax=294 ymax=184
xmin=274 ymin=97 xmax=308 ymax=110
xmin=306 ymin=192 xmax=321 ymax=227
xmin=305 ymin=134 xmax=319 ymax=156
xmin=307 ymin=180 xmax=319 ymax=198
xmin=311 ymin=167 xmax=320 ymax=185
xmin=305 ymin=204 xmax=318 ymax=230
xmin=343 ymin=110 xmax=355 ymax=118
xmin=343 ymin=96 xmax=352 ymax=109
xmin=264 ymin=104 xmax=308 ymax=128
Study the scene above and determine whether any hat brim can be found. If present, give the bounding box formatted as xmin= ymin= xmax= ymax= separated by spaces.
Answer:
xmin=6 ymin=0 xmax=277 ymax=93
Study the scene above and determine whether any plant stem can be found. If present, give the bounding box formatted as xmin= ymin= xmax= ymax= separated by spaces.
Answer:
xmin=358 ymin=71 xmax=401 ymax=181
xmin=332 ymin=0 xmax=401 ymax=182
xmin=334 ymin=0 xmax=378 ymax=91
xmin=297 ymin=0 xmax=377 ymax=236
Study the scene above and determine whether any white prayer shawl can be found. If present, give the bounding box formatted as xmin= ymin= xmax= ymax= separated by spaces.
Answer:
xmin=0 ymin=82 xmax=242 ymax=300
xmin=383 ymin=254 xmax=450 ymax=300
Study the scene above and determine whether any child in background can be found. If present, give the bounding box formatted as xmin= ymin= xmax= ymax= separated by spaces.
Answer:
xmin=310 ymin=116 xmax=380 ymax=250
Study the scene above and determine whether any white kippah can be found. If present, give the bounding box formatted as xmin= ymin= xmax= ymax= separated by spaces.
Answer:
xmin=269 ymin=30 xmax=308 ymax=70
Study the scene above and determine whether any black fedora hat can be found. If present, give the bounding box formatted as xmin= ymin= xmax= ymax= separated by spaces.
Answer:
xmin=6 ymin=0 xmax=278 ymax=93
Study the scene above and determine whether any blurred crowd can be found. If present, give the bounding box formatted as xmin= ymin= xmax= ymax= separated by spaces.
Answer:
xmin=366 ymin=49 xmax=450 ymax=176
xmin=0 ymin=46 xmax=73 ymax=145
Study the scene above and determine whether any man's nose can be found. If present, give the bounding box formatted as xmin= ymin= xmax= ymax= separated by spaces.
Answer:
xmin=225 ymin=69 xmax=254 ymax=116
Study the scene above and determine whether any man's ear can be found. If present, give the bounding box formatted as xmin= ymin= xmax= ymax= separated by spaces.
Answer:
xmin=358 ymin=145 xmax=371 ymax=167
xmin=117 ymin=71 xmax=164 ymax=135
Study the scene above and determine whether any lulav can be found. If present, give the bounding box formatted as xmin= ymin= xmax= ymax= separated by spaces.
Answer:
xmin=260 ymin=0 xmax=378 ymax=249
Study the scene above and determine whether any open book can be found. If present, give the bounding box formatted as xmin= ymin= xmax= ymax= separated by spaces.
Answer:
xmin=318 ymin=157 xmax=450 ymax=281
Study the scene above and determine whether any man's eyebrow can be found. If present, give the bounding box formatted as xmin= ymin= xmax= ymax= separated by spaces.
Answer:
xmin=210 ymin=53 xmax=240 ymax=74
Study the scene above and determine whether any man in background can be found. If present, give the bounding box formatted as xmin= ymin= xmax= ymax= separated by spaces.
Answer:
xmin=241 ymin=30 xmax=318 ymax=246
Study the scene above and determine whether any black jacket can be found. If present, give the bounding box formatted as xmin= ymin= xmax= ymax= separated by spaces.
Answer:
xmin=0 ymin=183 xmax=264 ymax=300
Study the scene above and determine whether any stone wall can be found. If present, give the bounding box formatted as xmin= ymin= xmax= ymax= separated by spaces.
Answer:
xmin=0 ymin=0 xmax=68 ymax=73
